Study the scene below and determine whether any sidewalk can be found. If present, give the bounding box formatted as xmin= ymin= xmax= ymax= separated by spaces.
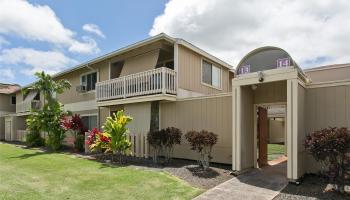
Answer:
xmin=194 ymin=162 xmax=288 ymax=200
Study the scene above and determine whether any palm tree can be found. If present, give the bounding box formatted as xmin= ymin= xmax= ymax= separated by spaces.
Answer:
xmin=25 ymin=71 xmax=71 ymax=150
xmin=29 ymin=71 xmax=71 ymax=105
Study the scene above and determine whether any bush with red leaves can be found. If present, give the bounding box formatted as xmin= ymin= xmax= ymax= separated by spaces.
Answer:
xmin=147 ymin=127 xmax=182 ymax=163
xmin=305 ymin=127 xmax=350 ymax=188
xmin=185 ymin=130 xmax=218 ymax=169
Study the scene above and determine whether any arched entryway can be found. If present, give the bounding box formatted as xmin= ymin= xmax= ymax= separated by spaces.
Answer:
xmin=232 ymin=46 xmax=307 ymax=182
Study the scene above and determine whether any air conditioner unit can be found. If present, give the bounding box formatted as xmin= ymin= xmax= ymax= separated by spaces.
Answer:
xmin=76 ymin=85 xmax=87 ymax=93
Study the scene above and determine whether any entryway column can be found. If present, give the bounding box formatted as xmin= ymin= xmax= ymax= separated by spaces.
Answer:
xmin=286 ymin=79 xmax=299 ymax=180
xmin=232 ymin=85 xmax=241 ymax=171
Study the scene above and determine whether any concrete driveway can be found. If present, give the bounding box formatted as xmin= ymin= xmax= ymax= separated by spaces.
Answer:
xmin=194 ymin=162 xmax=288 ymax=200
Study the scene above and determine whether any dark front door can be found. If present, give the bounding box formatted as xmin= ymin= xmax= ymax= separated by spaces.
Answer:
xmin=257 ymin=106 xmax=268 ymax=167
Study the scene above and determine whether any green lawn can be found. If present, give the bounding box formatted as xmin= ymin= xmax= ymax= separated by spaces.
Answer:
xmin=0 ymin=143 xmax=201 ymax=200
xmin=267 ymin=144 xmax=285 ymax=161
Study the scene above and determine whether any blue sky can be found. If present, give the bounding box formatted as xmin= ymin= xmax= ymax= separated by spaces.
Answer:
xmin=1 ymin=0 xmax=349 ymax=86
xmin=0 ymin=0 xmax=168 ymax=85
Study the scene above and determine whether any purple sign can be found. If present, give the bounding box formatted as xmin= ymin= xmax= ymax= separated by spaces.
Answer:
xmin=277 ymin=58 xmax=290 ymax=68
xmin=240 ymin=65 xmax=250 ymax=74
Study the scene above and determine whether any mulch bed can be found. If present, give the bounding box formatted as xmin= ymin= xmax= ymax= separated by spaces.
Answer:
xmin=274 ymin=174 xmax=350 ymax=200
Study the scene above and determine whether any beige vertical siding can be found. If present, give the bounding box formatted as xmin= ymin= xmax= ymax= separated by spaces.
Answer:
xmin=124 ymin=102 xmax=151 ymax=134
xmin=0 ymin=117 xmax=4 ymax=140
xmin=297 ymin=84 xmax=306 ymax=176
xmin=268 ymin=119 xmax=285 ymax=143
xmin=160 ymin=95 xmax=232 ymax=164
xmin=240 ymin=86 xmax=254 ymax=169
xmin=305 ymin=84 xmax=350 ymax=173
xmin=306 ymin=66 xmax=350 ymax=83
xmin=0 ymin=94 xmax=15 ymax=112
xmin=55 ymin=67 xmax=98 ymax=104
xmin=119 ymin=50 xmax=159 ymax=76
xmin=254 ymin=81 xmax=287 ymax=104
xmin=306 ymin=85 xmax=350 ymax=131
xmin=99 ymin=107 xmax=110 ymax=129
xmin=177 ymin=45 xmax=231 ymax=95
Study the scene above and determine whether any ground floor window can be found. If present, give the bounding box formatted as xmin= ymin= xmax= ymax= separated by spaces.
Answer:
xmin=81 ymin=115 xmax=97 ymax=130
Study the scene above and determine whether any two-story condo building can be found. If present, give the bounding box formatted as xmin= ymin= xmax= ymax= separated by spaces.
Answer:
xmin=2 ymin=33 xmax=350 ymax=182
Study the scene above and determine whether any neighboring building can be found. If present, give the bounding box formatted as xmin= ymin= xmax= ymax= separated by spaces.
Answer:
xmin=0 ymin=83 xmax=20 ymax=140
xmin=3 ymin=34 xmax=350 ymax=182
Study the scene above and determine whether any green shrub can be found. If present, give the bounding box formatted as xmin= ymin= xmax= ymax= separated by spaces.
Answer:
xmin=25 ymin=131 xmax=44 ymax=147
xmin=74 ymin=135 xmax=85 ymax=152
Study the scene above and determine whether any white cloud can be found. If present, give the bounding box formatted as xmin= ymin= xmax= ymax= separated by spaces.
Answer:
xmin=83 ymin=24 xmax=105 ymax=38
xmin=0 ymin=68 xmax=15 ymax=82
xmin=0 ymin=35 xmax=9 ymax=48
xmin=0 ymin=0 xmax=99 ymax=54
xmin=150 ymin=0 xmax=350 ymax=68
xmin=0 ymin=47 xmax=77 ymax=75
xmin=69 ymin=36 xmax=100 ymax=54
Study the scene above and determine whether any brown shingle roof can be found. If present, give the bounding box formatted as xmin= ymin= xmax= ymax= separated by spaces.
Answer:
xmin=0 ymin=83 xmax=20 ymax=94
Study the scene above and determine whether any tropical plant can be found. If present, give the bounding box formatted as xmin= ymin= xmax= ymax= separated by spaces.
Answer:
xmin=25 ymin=71 xmax=71 ymax=151
xmin=25 ymin=113 xmax=44 ymax=147
xmin=103 ymin=111 xmax=132 ymax=162
xmin=147 ymin=127 xmax=182 ymax=163
xmin=185 ymin=130 xmax=218 ymax=169
xmin=305 ymin=127 xmax=350 ymax=191
xmin=60 ymin=114 xmax=86 ymax=152
xmin=89 ymin=111 xmax=132 ymax=163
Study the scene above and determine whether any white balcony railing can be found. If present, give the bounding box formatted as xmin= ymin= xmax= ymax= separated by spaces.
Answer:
xmin=16 ymin=100 xmax=41 ymax=113
xmin=96 ymin=67 xmax=176 ymax=101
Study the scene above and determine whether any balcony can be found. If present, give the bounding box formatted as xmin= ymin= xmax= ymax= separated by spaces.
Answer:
xmin=96 ymin=67 xmax=176 ymax=102
xmin=16 ymin=100 xmax=41 ymax=113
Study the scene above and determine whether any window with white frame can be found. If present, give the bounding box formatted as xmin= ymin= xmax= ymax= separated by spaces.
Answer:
xmin=81 ymin=72 xmax=97 ymax=91
xmin=81 ymin=115 xmax=97 ymax=131
xmin=202 ymin=60 xmax=221 ymax=88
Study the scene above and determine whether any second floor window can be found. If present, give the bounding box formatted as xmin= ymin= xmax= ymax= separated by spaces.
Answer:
xmin=81 ymin=72 xmax=97 ymax=91
xmin=202 ymin=60 xmax=221 ymax=89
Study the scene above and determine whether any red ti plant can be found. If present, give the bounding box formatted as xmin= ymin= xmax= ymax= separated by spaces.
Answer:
xmin=87 ymin=128 xmax=111 ymax=153
xmin=60 ymin=114 xmax=85 ymax=152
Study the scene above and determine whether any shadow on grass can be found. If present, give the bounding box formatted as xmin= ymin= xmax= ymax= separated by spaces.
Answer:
xmin=10 ymin=151 xmax=53 ymax=159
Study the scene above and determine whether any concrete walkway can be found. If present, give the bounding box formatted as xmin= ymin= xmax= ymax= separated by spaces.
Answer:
xmin=194 ymin=162 xmax=288 ymax=200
